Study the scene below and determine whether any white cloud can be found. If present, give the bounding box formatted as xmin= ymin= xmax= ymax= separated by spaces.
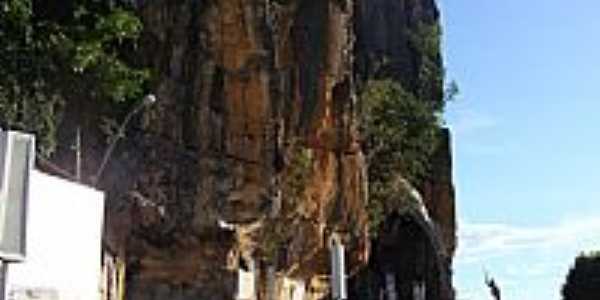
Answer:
xmin=456 ymin=216 xmax=600 ymax=265
xmin=445 ymin=104 xmax=513 ymax=156
xmin=446 ymin=105 xmax=497 ymax=136
xmin=454 ymin=216 xmax=600 ymax=300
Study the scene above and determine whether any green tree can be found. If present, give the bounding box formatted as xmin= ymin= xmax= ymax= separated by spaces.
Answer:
xmin=360 ymin=79 xmax=444 ymax=232
xmin=0 ymin=0 xmax=148 ymax=156
xmin=562 ymin=251 xmax=600 ymax=300
xmin=358 ymin=20 xmax=459 ymax=234
xmin=361 ymin=79 xmax=441 ymax=185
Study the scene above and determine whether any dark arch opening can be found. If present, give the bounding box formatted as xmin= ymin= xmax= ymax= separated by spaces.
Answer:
xmin=350 ymin=211 xmax=447 ymax=300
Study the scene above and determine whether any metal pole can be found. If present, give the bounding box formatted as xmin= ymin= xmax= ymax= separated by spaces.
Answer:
xmin=75 ymin=127 xmax=82 ymax=182
xmin=92 ymin=94 xmax=156 ymax=186
xmin=0 ymin=260 xmax=7 ymax=300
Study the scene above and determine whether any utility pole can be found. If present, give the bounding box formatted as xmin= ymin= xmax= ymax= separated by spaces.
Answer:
xmin=0 ymin=260 xmax=6 ymax=300
xmin=75 ymin=127 xmax=82 ymax=182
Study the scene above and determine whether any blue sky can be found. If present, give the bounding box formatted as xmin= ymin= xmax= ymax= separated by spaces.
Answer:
xmin=439 ymin=0 xmax=600 ymax=299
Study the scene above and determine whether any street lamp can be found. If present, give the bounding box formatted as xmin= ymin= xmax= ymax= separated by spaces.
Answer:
xmin=91 ymin=94 xmax=157 ymax=186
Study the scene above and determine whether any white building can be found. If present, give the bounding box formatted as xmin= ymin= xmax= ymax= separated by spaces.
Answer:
xmin=5 ymin=170 xmax=105 ymax=300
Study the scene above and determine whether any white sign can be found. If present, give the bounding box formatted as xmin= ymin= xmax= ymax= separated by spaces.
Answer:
xmin=6 ymin=171 xmax=104 ymax=300
xmin=0 ymin=131 xmax=35 ymax=261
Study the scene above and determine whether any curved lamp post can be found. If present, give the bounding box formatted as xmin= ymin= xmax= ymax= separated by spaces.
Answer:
xmin=91 ymin=94 xmax=156 ymax=186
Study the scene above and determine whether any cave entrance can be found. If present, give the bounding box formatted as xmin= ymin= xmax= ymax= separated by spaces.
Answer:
xmin=350 ymin=211 xmax=446 ymax=300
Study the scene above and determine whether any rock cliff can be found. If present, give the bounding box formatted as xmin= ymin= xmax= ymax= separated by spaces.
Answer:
xmin=93 ymin=1 xmax=456 ymax=300
xmin=354 ymin=1 xmax=456 ymax=299
xmin=102 ymin=1 xmax=367 ymax=299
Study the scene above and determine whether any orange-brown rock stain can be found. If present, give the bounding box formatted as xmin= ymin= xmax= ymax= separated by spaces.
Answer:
xmin=120 ymin=1 xmax=371 ymax=299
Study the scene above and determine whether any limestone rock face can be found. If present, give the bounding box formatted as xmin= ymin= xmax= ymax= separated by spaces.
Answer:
xmin=117 ymin=1 xmax=367 ymax=299
xmin=96 ymin=1 xmax=456 ymax=300
xmin=355 ymin=0 xmax=440 ymax=83
xmin=421 ymin=129 xmax=457 ymax=260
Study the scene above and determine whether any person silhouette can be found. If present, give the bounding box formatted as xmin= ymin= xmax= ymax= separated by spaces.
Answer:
xmin=484 ymin=273 xmax=501 ymax=300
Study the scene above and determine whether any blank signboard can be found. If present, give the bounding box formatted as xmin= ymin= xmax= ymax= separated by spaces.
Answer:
xmin=0 ymin=131 xmax=35 ymax=262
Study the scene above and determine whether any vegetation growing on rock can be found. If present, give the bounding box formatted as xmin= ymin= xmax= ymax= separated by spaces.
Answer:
xmin=359 ymin=22 xmax=457 ymax=234
xmin=0 ymin=0 xmax=148 ymax=155
xmin=258 ymin=139 xmax=313 ymax=263
xmin=360 ymin=79 xmax=441 ymax=232
xmin=0 ymin=1 xmax=458 ymax=298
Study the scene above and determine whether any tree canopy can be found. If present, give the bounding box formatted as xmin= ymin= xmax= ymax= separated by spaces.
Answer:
xmin=358 ymin=21 xmax=457 ymax=234
xmin=360 ymin=79 xmax=444 ymax=233
xmin=0 ymin=0 xmax=148 ymax=156
xmin=562 ymin=251 xmax=600 ymax=300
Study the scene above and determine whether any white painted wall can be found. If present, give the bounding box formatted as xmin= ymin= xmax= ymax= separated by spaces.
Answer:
xmin=236 ymin=265 xmax=256 ymax=300
xmin=6 ymin=170 xmax=104 ymax=300
xmin=281 ymin=278 xmax=305 ymax=300
xmin=329 ymin=237 xmax=346 ymax=300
